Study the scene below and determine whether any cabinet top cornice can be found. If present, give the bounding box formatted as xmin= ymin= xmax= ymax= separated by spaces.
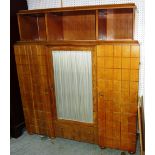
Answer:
xmin=18 ymin=3 xmax=136 ymax=15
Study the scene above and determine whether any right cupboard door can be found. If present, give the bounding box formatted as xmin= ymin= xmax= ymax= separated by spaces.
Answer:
xmin=97 ymin=44 xmax=140 ymax=153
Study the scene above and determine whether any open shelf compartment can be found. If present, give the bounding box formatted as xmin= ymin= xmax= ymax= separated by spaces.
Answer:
xmin=46 ymin=10 xmax=96 ymax=41
xmin=18 ymin=13 xmax=47 ymax=41
xmin=98 ymin=8 xmax=134 ymax=40
xmin=17 ymin=4 xmax=135 ymax=42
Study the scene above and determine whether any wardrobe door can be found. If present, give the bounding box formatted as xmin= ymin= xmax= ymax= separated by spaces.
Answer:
xmin=47 ymin=47 xmax=98 ymax=144
xmin=97 ymin=44 xmax=140 ymax=153
xmin=14 ymin=44 xmax=54 ymax=137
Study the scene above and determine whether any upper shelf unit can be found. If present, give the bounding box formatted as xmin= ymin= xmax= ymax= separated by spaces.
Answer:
xmin=17 ymin=3 xmax=136 ymax=42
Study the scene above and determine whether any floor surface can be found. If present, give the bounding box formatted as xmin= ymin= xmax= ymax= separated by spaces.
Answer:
xmin=10 ymin=131 xmax=140 ymax=155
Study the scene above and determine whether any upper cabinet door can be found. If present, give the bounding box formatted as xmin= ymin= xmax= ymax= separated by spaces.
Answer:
xmin=14 ymin=44 xmax=55 ymax=137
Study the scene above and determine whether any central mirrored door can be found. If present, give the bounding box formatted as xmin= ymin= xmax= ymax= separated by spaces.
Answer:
xmin=52 ymin=50 xmax=93 ymax=123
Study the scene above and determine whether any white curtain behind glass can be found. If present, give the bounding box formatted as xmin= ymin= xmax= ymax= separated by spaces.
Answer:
xmin=52 ymin=51 xmax=93 ymax=123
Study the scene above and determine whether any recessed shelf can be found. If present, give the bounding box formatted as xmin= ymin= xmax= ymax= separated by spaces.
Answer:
xmin=18 ymin=14 xmax=46 ymax=41
xmin=98 ymin=8 xmax=134 ymax=40
xmin=46 ymin=10 xmax=96 ymax=41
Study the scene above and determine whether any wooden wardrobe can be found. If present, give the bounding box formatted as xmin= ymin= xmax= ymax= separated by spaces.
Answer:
xmin=14 ymin=3 xmax=140 ymax=153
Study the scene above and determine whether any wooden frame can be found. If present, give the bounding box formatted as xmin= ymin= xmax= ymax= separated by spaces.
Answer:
xmin=96 ymin=43 xmax=140 ymax=153
xmin=14 ymin=3 xmax=140 ymax=153
xmin=18 ymin=3 xmax=136 ymax=14
xmin=46 ymin=46 xmax=98 ymax=143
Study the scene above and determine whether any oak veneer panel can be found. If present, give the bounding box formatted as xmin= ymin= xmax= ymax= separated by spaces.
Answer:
xmin=18 ymin=3 xmax=136 ymax=14
xmin=104 ymin=69 xmax=114 ymax=80
xmin=113 ymin=81 xmax=121 ymax=91
xmin=14 ymin=45 xmax=54 ymax=138
xmin=121 ymin=103 xmax=137 ymax=113
xmin=122 ymin=69 xmax=130 ymax=81
xmin=97 ymin=57 xmax=104 ymax=68
xmin=46 ymin=11 xmax=96 ymax=41
xmin=122 ymin=45 xmax=131 ymax=57
xmin=114 ymin=69 xmax=121 ymax=80
xmin=18 ymin=14 xmax=46 ymax=41
xmin=97 ymin=44 xmax=139 ymax=153
xmin=114 ymin=45 xmax=122 ymax=57
xmin=131 ymin=58 xmax=140 ymax=69
xmin=131 ymin=46 xmax=140 ymax=57
xmin=130 ymin=70 xmax=139 ymax=81
xmin=104 ymin=57 xmax=113 ymax=68
xmin=114 ymin=58 xmax=122 ymax=68
xmin=122 ymin=58 xmax=131 ymax=69
xmin=122 ymin=81 xmax=130 ymax=91
xmin=37 ymin=16 xmax=47 ymax=41
xmin=97 ymin=45 xmax=113 ymax=56
xmin=46 ymin=13 xmax=63 ymax=41
xmin=120 ymin=141 xmax=136 ymax=153
xmin=98 ymin=10 xmax=107 ymax=40
xmin=54 ymin=120 xmax=98 ymax=144
xmin=18 ymin=15 xmax=38 ymax=41
xmin=62 ymin=11 xmax=96 ymax=40
xmin=106 ymin=9 xmax=134 ymax=40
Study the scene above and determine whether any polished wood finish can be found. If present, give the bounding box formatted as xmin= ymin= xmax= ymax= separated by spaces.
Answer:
xmin=14 ymin=41 xmax=140 ymax=152
xmin=46 ymin=46 xmax=98 ymax=144
xmin=16 ymin=40 xmax=139 ymax=46
xmin=18 ymin=3 xmax=136 ymax=14
xmin=18 ymin=14 xmax=46 ymax=41
xmin=46 ymin=13 xmax=63 ymax=41
xmin=62 ymin=11 xmax=96 ymax=40
xmin=14 ymin=3 xmax=140 ymax=153
xmin=14 ymin=45 xmax=55 ymax=137
xmin=106 ymin=8 xmax=133 ymax=40
xmin=46 ymin=11 xmax=96 ymax=41
xmin=54 ymin=119 xmax=98 ymax=144
xmin=98 ymin=10 xmax=107 ymax=40
xmin=17 ymin=4 xmax=135 ymax=41
xmin=97 ymin=44 xmax=140 ymax=153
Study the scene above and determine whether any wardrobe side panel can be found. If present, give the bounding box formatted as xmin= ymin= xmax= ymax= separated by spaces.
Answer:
xmin=14 ymin=44 xmax=55 ymax=137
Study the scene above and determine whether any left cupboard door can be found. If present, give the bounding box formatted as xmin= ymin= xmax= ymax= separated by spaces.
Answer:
xmin=14 ymin=44 xmax=55 ymax=137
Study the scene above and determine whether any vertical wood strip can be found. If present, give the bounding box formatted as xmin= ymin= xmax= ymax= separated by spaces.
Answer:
xmin=96 ymin=10 xmax=99 ymax=40
xmin=45 ymin=13 xmax=49 ymax=41
xmin=17 ymin=15 xmax=22 ymax=40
